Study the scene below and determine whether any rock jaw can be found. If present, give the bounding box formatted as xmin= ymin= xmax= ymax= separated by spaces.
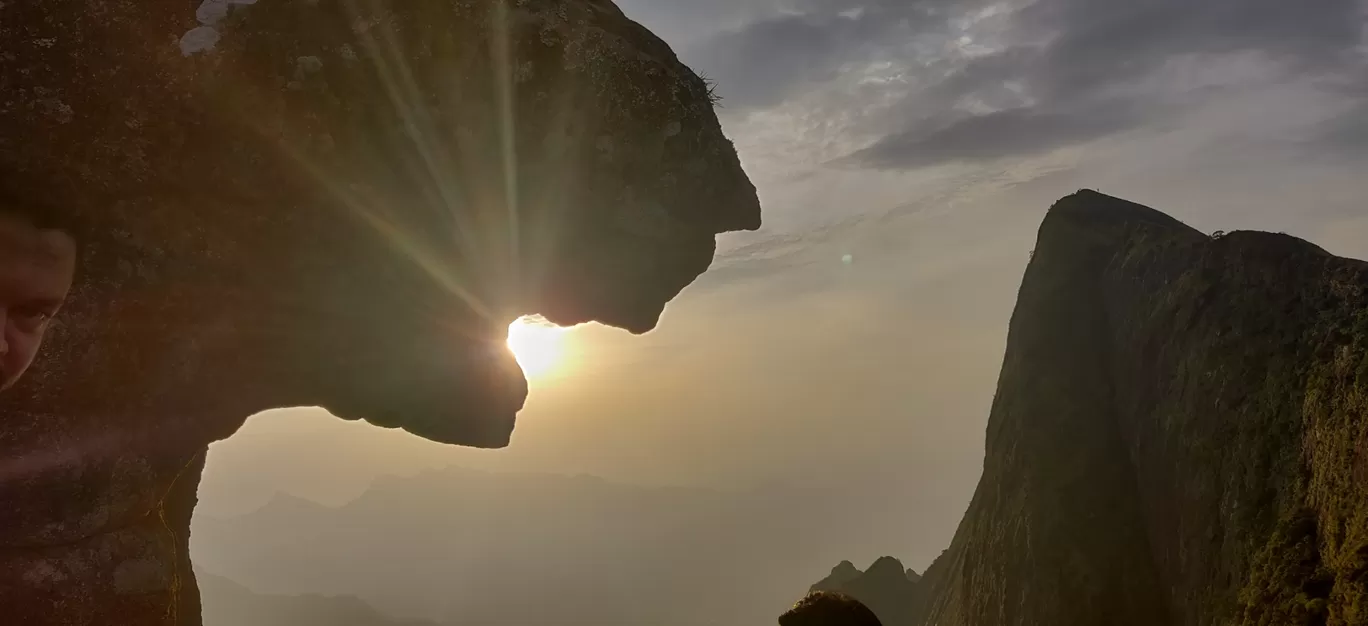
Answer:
xmin=912 ymin=191 xmax=1368 ymax=626
xmin=0 ymin=0 xmax=760 ymax=624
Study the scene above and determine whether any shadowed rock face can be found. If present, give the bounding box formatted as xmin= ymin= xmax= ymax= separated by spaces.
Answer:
xmin=0 ymin=1 xmax=759 ymax=623
xmin=800 ymin=193 xmax=1366 ymax=626
xmin=909 ymin=191 xmax=1367 ymax=626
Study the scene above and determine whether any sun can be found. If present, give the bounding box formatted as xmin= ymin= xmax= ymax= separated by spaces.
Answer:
xmin=506 ymin=316 xmax=568 ymax=379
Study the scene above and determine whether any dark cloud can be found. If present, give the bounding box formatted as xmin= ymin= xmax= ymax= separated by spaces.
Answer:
xmin=615 ymin=0 xmax=779 ymax=47
xmin=853 ymin=99 xmax=1148 ymax=168
xmin=1310 ymin=101 xmax=1368 ymax=155
xmin=1029 ymin=0 xmax=1362 ymax=61
xmin=683 ymin=14 xmax=881 ymax=109
xmin=680 ymin=0 xmax=967 ymax=110
xmin=850 ymin=0 xmax=1368 ymax=169
xmin=633 ymin=0 xmax=1366 ymax=168
xmin=1023 ymin=0 xmax=1364 ymax=101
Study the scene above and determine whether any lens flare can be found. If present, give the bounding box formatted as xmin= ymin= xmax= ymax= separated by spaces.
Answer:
xmin=506 ymin=316 xmax=567 ymax=379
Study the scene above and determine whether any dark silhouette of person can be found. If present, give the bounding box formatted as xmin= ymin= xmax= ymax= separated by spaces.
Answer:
xmin=0 ymin=198 xmax=78 ymax=392
xmin=779 ymin=591 xmax=884 ymax=626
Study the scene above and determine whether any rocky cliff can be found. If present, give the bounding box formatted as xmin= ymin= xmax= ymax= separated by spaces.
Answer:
xmin=912 ymin=191 xmax=1367 ymax=626
xmin=0 ymin=1 xmax=759 ymax=624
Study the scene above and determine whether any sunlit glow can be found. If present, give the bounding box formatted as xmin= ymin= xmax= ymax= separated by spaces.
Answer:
xmin=506 ymin=316 xmax=568 ymax=379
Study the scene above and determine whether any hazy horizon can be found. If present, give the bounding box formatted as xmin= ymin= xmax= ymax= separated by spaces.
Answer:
xmin=193 ymin=463 xmax=942 ymax=625
xmin=193 ymin=0 xmax=1368 ymax=623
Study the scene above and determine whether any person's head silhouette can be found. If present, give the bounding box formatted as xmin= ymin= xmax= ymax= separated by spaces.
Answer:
xmin=0 ymin=194 xmax=78 ymax=392
xmin=779 ymin=591 xmax=884 ymax=626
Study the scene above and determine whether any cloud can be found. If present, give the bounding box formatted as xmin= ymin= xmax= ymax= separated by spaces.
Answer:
xmin=1311 ymin=100 xmax=1368 ymax=155
xmin=850 ymin=98 xmax=1148 ymax=168
xmin=846 ymin=0 xmax=1368 ymax=169
xmin=684 ymin=13 xmax=881 ymax=110
xmin=680 ymin=0 xmax=976 ymax=110
xmin=614 ymin=0 xmax=781 ymax=47
xmin=1025 ymin=0 xmax=1363 ymax=69
xmin=676 ymin=0 xmax=1365 ymax=170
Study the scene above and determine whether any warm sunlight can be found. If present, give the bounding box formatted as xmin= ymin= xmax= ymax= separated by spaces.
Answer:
xmin=506 ymin=316 xmax=568 ymax=378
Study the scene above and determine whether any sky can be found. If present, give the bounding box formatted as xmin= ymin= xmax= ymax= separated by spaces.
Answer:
xmin=197 ymin=0 xmax=1368 ymax=587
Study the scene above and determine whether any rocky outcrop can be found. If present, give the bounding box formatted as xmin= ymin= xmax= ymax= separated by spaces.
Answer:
xmin=0 ymin=1 xmax=759 ymax=624
xmin=810 ymin=557 xmax=921 ymax=626
xmin=911 ymin=191 xmax=1367 ymax=625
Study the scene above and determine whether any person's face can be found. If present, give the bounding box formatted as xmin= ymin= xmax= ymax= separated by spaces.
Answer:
xmin=0 ymin=212 xmax=77 ymax=391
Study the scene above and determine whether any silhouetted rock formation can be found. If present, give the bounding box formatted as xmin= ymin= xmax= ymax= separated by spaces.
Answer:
xmin=814 ymin=561 xmax=864 ymax=590
xmin=800 ymin=191 xmax=1367 ymax=625
xmin=911 ymin=191 xmax=1368 ymax=625
xmin=0 ymin=1 xmax=759 ymax=623
xmin=810 ymin=557 xmax=921 ymax=626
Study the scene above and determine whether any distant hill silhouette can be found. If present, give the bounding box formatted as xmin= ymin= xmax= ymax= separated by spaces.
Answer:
xmin=197 ymin=570 xmax=437 ymax=626
xmin=192 ymin=467 xmax=922 ymax=626
xmin=808 ymin=557 xmax=921 ymax=625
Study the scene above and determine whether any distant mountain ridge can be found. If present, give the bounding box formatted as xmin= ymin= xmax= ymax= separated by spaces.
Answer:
xmin=192 ymin=466 xmax=922 ymax=626
xmin=808 ymin=557 xmax=921 ymax=625
xmin=197 ymin=570 xmax=438 ymax=626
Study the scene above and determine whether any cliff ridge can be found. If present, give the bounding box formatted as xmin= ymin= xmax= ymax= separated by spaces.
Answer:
xmin=806 ymin=191 xmax=1367 ymax=626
